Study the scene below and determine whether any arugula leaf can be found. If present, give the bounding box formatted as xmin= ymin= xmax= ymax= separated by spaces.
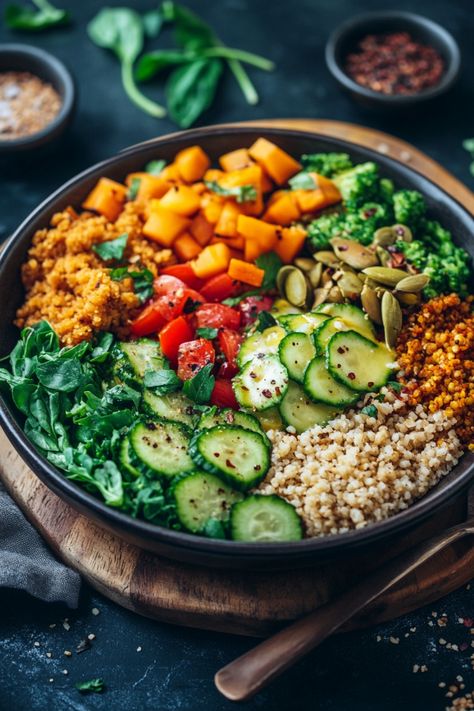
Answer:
xmin=92 ymin=233 xmax=128 ymax=262
xmin=196 ymin=327 xmax=218 ymax=339
xmin=110 ymin=267 xmax=154 ymax=303
xmin=127 ymin=178 xmax=141 ymax=201
xmin=143 ymin=368 xmax=181 ymax=394
xmin=361 ymin=404 xmax=378 ymax=418
xmin=255 ymin=311 xmax=277 ymax=332
xmin=166 ymin=58 xmax=223 ymax=128
xmin=145 ymin=159 xmax=166 ymax=175
xmin=205 ymin=181 xmax=257 ymax=204
xmin=289 ymin=172 xmax=318 ymax=191
xmin=182 ymin=363 xmax=215 ymax=404
xmin=5 ymin=0 xmax=70 ymax=31
xmin=255 ymin=251 xmax=282 ymax=290
xmin=75 ymin=678 xmax=105 ymax=694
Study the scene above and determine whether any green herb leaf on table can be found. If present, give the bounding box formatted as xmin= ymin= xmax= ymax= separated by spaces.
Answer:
xmin=255 ymin=311 xmax=277 ymax=332
xmin=110 ymin=267 xmax=154 ymax=303
xmin=196 ymin=327 xmax=218 ymax=340
xmin=289 ymin=172 xmax=318 ymax=191
xmin=136 ymin=49 xmax=196 ymax=81
xmin=166 ymin=57 xmax=223 ymax=129
xmin=255 ymin=251 xmax=282 ymax=289
xmin=92 ymin=233 xmax=128 ymax=262
xmin=162 ymin=0 xmax=216 ymax=50
xmin=142 ymin=8 xmax=163 ymax=39
xmin=5 ymin=0 xmax=70 ymax=31
xmin=75 ymin=678 xmax=105 ymax=694
xmin=361 ymin=404 xmax=378 ymax=418
xmin=182 ymin=363 xmax=215 ymax=404
xmin=462 ymin=138 xmax=474 ymax=177
xmin=205 ymin=181 xmax=257 ymax=204
xmin=145 ymin=159 xmax=166 ymax=175
xmin=143 ymin=368 xmax=181 ymax=394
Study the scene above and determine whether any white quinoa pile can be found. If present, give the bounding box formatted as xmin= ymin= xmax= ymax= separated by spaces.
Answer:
xmin=259 ymin=389 xmax=462 ymax=537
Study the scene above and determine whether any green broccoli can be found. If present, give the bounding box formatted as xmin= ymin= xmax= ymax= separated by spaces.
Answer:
xmin=379 ymin=177 xmax=395 ymax=202
xmin=332 ymin=162 xmax=381 ymax=210
xmin=301 ymin=152 xmax=353 ymax=177
xmin=307 ymin=202 xmax=393 ymax=249
xmin=393 ymin=189 xmax=426 ymax=230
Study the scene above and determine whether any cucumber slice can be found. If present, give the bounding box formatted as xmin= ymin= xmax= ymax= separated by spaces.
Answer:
xmin=327 ymin=330 xmax=395 ymax=392
xmin=275 ymin=313 xmax=300 ymax=329
xmin=230 ymin=494 xmax=303 ymax=542
xmin=279 ymin=332 xmax=316 ymax=383
xmin=271 ymin=298 xmax=302 ymax=316
xmin=198 ymin=408 xmax=268 ymax=442
xmin=129 ymin=421 xmax=194 ymax=478
xmin=315 ymin=303 xmax=376 ymax=340
xmin=282 ymin=313 xmax=329 ymax=334
xmin=112 ymin=339 xmax=165 ymax=386
xmin=313 ymin=318 xmax=350 ymax=354
xmin=119 ymin=437 xmax=141 ymax=478
xmin=303 ymin=356 xmax=360 ymax=406
xmin=237 ymin=326 xmax=286 ymax=367
xmin=189 ymin=425 xmax=270 ymax=491
xmin=142 ymin=388 xmax=197 ymax=427
xmin=279 ymin=380 xmax=340 ymax=434
xmin=254 ymin=407 xmax=284 ymax=432
xmin=233 ymin=355 xmax=289 ymax=411
xmin=174 ymin=471 xmax=243 ymax=533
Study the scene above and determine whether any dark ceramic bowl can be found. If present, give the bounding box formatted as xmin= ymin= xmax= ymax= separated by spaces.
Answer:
xmin=0 ymin=126 xmax=473 ymax=569
xmin=325 ymin=11 xmax=461 ymax=109
xmin=0 ymin=44 xmax=75 ymax=153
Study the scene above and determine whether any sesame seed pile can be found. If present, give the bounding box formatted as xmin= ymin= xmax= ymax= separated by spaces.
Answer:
xmin=396 ymin=294 xmax=474 ymax=449
xmin=258 ymin=389 xmax=462 ymax=536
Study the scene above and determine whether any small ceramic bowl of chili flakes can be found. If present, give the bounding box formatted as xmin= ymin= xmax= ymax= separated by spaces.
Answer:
xmin=0 ymin=44 xmax=75 ymax=154
xmin=325 ymin=11 xmax=460 ymax=109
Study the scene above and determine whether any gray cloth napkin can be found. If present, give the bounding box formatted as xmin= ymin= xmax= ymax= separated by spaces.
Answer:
xmin=0 ymin=481 xmax=81 ymax=607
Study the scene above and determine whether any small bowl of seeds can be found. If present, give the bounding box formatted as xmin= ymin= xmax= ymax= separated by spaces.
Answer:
xmin=0 ymin=43 xmax=75 ymax=153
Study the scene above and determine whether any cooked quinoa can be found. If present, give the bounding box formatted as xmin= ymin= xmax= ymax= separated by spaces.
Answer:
xmin=15 ymin=203 xmax=173 ymax=345
xmin=258 ymin=389 xmax=462 ymax=536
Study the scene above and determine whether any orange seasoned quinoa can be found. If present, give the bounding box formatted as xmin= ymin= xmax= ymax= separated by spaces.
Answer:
xmin=396 ymin=294 xmax=474 ymax=448
xmin=15 ymin=203 xmax=174 ymax=345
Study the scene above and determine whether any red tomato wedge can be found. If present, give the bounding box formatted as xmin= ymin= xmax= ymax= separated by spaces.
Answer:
xmin=153 ymin=274 xmax=186 ymax=295
xmin=239 ymin=295 xmax=274 ymax=327
xmin=159 ymin=316 xmax=194 ymax=362
xmin=217 ymin=361 xmax=239 ymax=380
xmin=177 ymin=339 xmax=215 ymax=381
xmin=218 ymin=328 xmax=242 ymax=367
xmin=200 ymin=273 xmax=238 ymax=302
xmin=130 ymin=302 xmax=166 ymax=337
xmin=211 ymin=379 xmax=239 ymax=409
xmin=161 ymin=264 xmax=204 ymax=291
xmin=195 ymin=303 xmax=241 ymax=330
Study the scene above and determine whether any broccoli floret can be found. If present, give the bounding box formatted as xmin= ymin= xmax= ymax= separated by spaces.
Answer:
xmin=379 ymin=178 xmax=395 ymax=202
xmin=306 ymin=212 xmax=343 ymax=250
xmin=301 ymin=152 xmax=353 ymax=178
xmin=307 ymin=201 xmax=393 ymax=249
xmin=333 ymin=162 xmax=380 ymax=210
xmin=393 ymin=189 xmax=426 ymax=230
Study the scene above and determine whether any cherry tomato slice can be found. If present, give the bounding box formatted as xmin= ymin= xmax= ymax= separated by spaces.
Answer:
xmin=238 ymin=295 xmax=274 ymax=327
xmin=161 ymin=264 xmax=205 ymax=291
xmin=210 ymin=379 xmax=239 ymax=410
xmin=195 ymin=303 xmax=241 ymax=330
xmin=217 ymin=361 xmax=239 ymax=380
xmin=155 ymin=287 xmax=205 ymax=322
xmin=177 ymin=339 xmax=215 ymax=381
xmin=130 ymin=302 xmax=166 ymax=337
xmin=218 ymin=328 xmax=242 ymax=367
xmin=200 ymin=273 xmax=238 ymax=302
xmin=159 ymin=316 xmax=194 ymax=363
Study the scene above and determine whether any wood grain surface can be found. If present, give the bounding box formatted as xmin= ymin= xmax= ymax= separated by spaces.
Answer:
xmin=1 ymin=119 xmax=473 ymax=637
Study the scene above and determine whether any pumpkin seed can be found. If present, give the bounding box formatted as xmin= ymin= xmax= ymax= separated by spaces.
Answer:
xmin=285 ymin=268 xmax=310 ymax=307
xmin=294 ymin=257 xmax=316 ymax=272
xmin=381 ymin=291 xmax=403 ymax=350
xmin=361 ymin=284 xmax=382 ymax=324
xmin=312 ymin=286 xmax=332 ymax=309
xmin=327 ymin=285 xmax=344 ymax=303
xmin=338 ymin=271 xmax=363 ymax=299
xmin=375 ymin=246 xmax=391 ymax=266
xmin=362 ymin=266 xmax=408 ymax=287
xmin=394 ymin=273 xmax=430 ymax=293
xmin=330 ymin=237 xmax=379 ymax=270
xmin=308 ymin=262 xmax=322 ymax=288
xmin=321 ymin=268 xmax=335 ymax=287
xmin=372 ymin=226 xmax=396 ymax=247
xmin=313 ymin=250 xmax=338 ymax=266
xmin=396 ymin=292 xmax=421 ymax=306
xmin=276 ymin=265 xmax=297 ymax=296
xmin=392 ymin=224 xmax=413 ymax=243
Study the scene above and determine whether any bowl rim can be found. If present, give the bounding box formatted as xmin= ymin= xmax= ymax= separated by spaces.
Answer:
xmin=0 ymin=43 xmax=75 ymax=151
xmin=325 ymin=10 xmax=461 ymax=105
xmin=1 ymin=123 xmax=473 ymax=561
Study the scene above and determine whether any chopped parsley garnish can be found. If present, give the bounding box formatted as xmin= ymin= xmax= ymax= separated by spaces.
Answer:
xmin=205 ymin=180 xmax=257 ymax=203
xmin=110 ymin=266 xmax=154 ymax=303
xmin=182 ymin=363 xmax=215 ymax=404
xmin=92 ymin=233 xmax=128 ymax=262
xmin=196 ymin=327 xmax=219 ymax=339
xmin=143 ymin=368 xmax=181 ymax=394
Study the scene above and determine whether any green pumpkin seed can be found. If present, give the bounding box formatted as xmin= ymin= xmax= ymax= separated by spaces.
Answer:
xmin=375 ymin=246 xmax=391 ymax=266
xmin=330 ymin=237 xmax=379 ymax=270
xmin=396 ymin=292 xmax=421 ymax=306
xmin=321 ymin=268 xmax=334 ymax=287
xmin=276 ymin=265 xmax=297 ymax=296
xmin=361 ymin=284 xmax=383 ymax=325
xmin=338 ymin=271 xmax=363 ymax=299
xmin=312 ymin=286 xmax=332 ymax=309
xmin=392 ymin=224 xmax=413 ymax=243
xmin=294 ymin=257 xmax=316 ymax=272
xmin=362 ymin=266 xmax=408 ymax=287
xmin=327 ymin=285 xmax=344 ymax=303
xmin=372 ymin=227 xmax=396 ymax=247
xmin=313 ymin=250 xmax=338 ymax=266
xmin=285 ymin=268 xmax=309 ymax=307
xmin=394 ymin=273 xmax=430 ymax=293
xmin=308 ymin=262 xmax=322 ymax=288
xmin=381 ymin=291 xmax=403 ymax=350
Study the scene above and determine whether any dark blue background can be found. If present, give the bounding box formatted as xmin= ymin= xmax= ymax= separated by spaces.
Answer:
xmin=0 ymin=1 xmax=473 ymax=709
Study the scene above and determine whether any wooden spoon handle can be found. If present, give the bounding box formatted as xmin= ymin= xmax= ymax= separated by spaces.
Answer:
xmin=215 ymin=522 xmax=473 ymax=701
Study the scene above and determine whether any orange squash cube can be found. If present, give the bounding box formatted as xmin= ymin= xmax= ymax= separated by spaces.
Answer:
xmin=263 ymin=191 xmax=300 ymax=225
xmin=173 ymin=233 xmax=202 ymax=262
xmin=237 ymin=214 xmax=278 ymax=252
xmin=191 ymin=242 xmax=231 ymax=279
xmin=203 ymin=168 xmax=225 ymax=183
xmin=190 ymin=213 xmax=214 ymax=246
xmin=160 ymin=184 xmax=201 ymax=216
xmin=82 ymin=177 xmax=127 ymax=222
xmin=143 ymin=206 xmax=190 ymax=247
xmin=248 ymin=138 xmax=301 ymax=185
xmin=175 ymin=145 xmax=211 ymax=182
xmin=217 ymin=164 xmax=264 ymax=216
xmin=159 ymin=162 xmax=181 ymax=182
xmin=219 ymin=148 xmax=253 ymax=172
xmin=215 ymin=201 xmax=242 ymax=238
xmin=274 ymin=225 xmax=307 ymax=264
xmin=228 ymin=259 xmax=264 ymax=287
xmin=200 ymin=193 xmax=224 ymax=224
xmin=209 ymin=235 xmax=245 ymax=250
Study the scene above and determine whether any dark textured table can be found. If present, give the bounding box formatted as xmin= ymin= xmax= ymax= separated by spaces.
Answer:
xmin=0 ymin=1 xmax=473 ymax=709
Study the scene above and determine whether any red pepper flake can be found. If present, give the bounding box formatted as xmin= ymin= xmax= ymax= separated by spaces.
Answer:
xmin=348 ymin=372 xmax=356 ymax=380
xmin=261 ymin=389 xmax=273 ymax=398
xmin=345 ymin=31 xmax=445 ymax=96
xmin=225 ymin=459 xmax=236 ymax=469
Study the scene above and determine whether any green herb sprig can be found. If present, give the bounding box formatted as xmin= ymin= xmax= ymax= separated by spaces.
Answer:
xmin=182 ymin=363 xmax=215 ymax=404
xmin=5 ymin=0 xmax=70 ymax=31
xmin=205 ymin=181 xmax=257 ymax=204
xmin=462 ymin=138 xmax=474 ymax=177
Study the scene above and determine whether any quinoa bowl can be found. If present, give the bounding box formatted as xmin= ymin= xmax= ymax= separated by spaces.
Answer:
xmin=0 ymin=125 xmax=473 ymax=569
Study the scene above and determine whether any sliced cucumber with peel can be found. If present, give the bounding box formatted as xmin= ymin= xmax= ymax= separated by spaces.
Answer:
xmin=112 ymin=339 xmax=165 ymax=386
xmin=119 ymin=437 xmax=141 ymax=478
xmin=129 ymin=421 xmax=194 ymax=478
xmin=173 ymin=471 xmax=243 ymax=533
xmin=313 ymin=317 xmax=350 ymax=354
xmin=303 ymin=356 xmax=360 ymax=407
xmin=230 ymin=494 xmax=303 ymax=542
xmin=282 ymin=312 xmax=329 ymax=334
xmin=233 ymin=354 xmax=289 ymax=411
xmin=198 ymin=408 xmax=268 ymax=443
xmin=142 ymin=388 xmax=197 ymax=427
xmin=237 ymin=326 xmax=286 ymax=367
xmin=316 ymin=303 xmax=376 ymax=341
xmin=254 ymin=406 xmax=284 ymax=432
xmin=189 ymin=425 xmax=270 ymax=491
xmin=327 ymin=330 xmax=395 ymax=392
xmin=279 ymin=380 xmax=340 ymax=434
xmin=279 ymin=332 xmax=316 ymax=383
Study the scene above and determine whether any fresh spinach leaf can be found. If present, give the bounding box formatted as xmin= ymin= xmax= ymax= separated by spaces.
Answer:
xmin=90 ymin=332 xmax=114 ymax=363
xmin=255 ymin=311 xmax=277 ymax=332
xmin=203 ymin=518 xmax=226 ymax=539
xmin=142 ymin=8 xmax=163 ymax=39
xmin=196 ymin=327 xmax=218 ymax=340
xmin=94 ymin=460 xmax=124 ymax=507
xmin=143 ymin=368 xmax=181 ymax=394
xmin=255 ymin=251 xmax=282 ymax=289
xmin=92 ymin=233 xmax=128 ymax=262
xmin=205 ymin=181 xmax=257 ymax=204
xmin=289 ymin=171 xmax=318 ymax=191
xmin=182 ymin=363 xmax=215 ymax=404
xmin=166 ymin=57 xmax=223 ymax=128
xmin=36 ymin=358 xmax=84 ymax=392
xmin=136 ymin=49 xmax=195 ymax=81
xmin=5 ymin=0 xmax=70 ymax=31
xmin=145 ymin=159 xmax=166 ymax=175
xmin=75 ymin=678 xmax=105 ymax=694
xmin=162 ymin=0 xmax=215 ymax=50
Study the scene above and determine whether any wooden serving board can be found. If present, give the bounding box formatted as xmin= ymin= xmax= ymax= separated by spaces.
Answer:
xmin=1 ymin=120 xmax=473 ymax=637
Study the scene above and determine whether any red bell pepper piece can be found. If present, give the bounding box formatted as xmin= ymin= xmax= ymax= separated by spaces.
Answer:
xmin=200 ymin=273 xmax=238 ymax=302
xmin=161 ymin=264 xmax=205 ymax=291
xmin=210 ymin=379 xmax=239 ymax=409
xmin=159 ymin=316 xmax=195 ymax=362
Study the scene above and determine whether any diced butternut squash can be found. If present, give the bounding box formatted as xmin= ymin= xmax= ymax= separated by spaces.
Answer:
xmin=248 ymin=138 xmax=301 ymax=185
xmin=126 ymin=173 xmax=171 ymax=202
xmin=209 ymin=235 xmax=245 ymax=250
xmin=219 ymin=148 xmax=253 ymax=172
xmin=190 ymin=213 xmax=214 ymax=246
xmin=82 ymin=177 xmax=127 ymax=222
xmin=274 ymin=225 xmax=307 ymax=264
xmin=215 ymin=201 xmax=242 ymax=238
xmin=263 ymin=191 xmax=300 ymax=225
xmin=160 ymin=162 xmax=181 ymax=182
xmin=173 ymin=233 xmax=202 ymax=261
xmin=160 ymin=185 xmax=201 ymax=216
xmin=244 ymin=237 xmax=265 ymax=262
xmin=317 ymin=174 xmax=342 ymax=204
xmin=203 ymin=168 xmax=225 ymax=183
xmin=201 ymin=193 xmax=224 ymax=224
xmin=143 ymin=206 xmax=190 ymax=247
xmin=293 ymin=173 xmax=342 ymax=213
xmin=217 ymin=164 xmax=264 ymax=216
xmin=260 ymin=170 xmax=274 ymax=193
xmin=228 ymin=259 xmax=264 ymax=287
xmin=191 ymin=242 xmax=231 ymax=279
xmin=237 ymin=214 xmax=278 ymax=252
xmin=175 ymin=145 xmax=211 ymax=182
xmin=191 ymin=181 xmax=206 ymax=194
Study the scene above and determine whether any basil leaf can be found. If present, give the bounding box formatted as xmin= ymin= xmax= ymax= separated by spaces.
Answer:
xmin=166 ymin=58 xmax=223 ymax=129
xmin=255 ymin=311 xmax=277 ymax=332
xmin=145 ymin=159 xmax=166 ymax=175
xmin=289 ymin=172 xmax=317 ymax=190
xmin=36 ymin=359 xmax=84 ymax=392
xmin=361 ymin=404 xmax=378 ymax=418
xmin=142 ymin=8 xmax=163 ymax=38
xmin=205 ymin=181 xmax=257 ymax=204
xmin=127 ymin=178 xmax=141 ymax=201
xmin=75 ymin=678 xmax=105 ymax=694
xmin=136 ymin=50 xmax=193 ymax=81
xmin=5 ymin=2 xmax=70 ymax=31
xmin=162 ymin=1 xmax=216 ymax=50
xmin=143 ymin=368 xmax=181 ymax=394
xmin=92 ymin=233 xmax=128 ymax=262
xmin=196 ymin=327 xmax=218 ymax=339
xmin=110 ymin=267 xmax=154 ymax=303
xmin=255 ymin=251 xmax=282 ymax=289
xmin=182 ymin=363 xmax=215 ymax=404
